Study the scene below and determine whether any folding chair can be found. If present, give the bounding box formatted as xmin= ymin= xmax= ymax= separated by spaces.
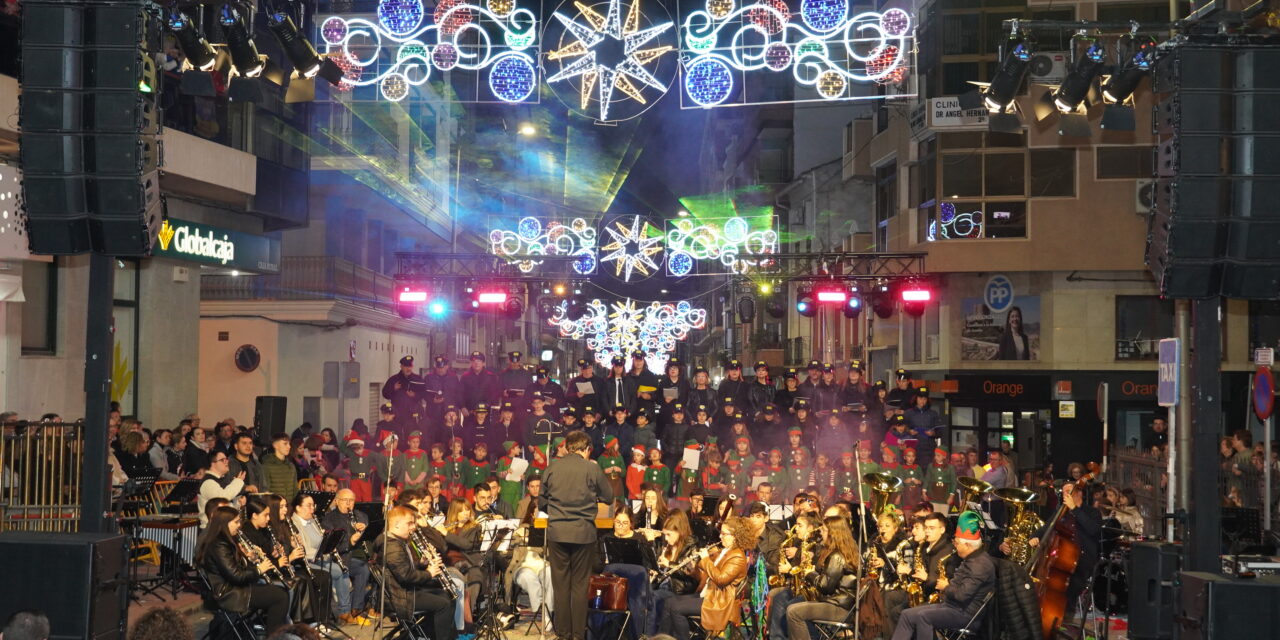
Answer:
xmin=298 ymin=477 xmax=319 ymax=492
xmin=195 ymin=572 xmax=263 ymax=640
xmin=936 ymin=592 xmax=993 ymax=640
xmin=809 ymin=603 xmax=860 ymax=640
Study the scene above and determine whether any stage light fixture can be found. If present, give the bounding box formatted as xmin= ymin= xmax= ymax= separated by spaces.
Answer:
xmin=900 ymin=288 xmax=932 ymax=302
xmin=478 ymin=291 xmax=509 ymax=304
xmin=168 ymin=10 xmax=217 ymax=71
xmin=266 ymin=10 xmax=322 ymax=78
xmin=553 ymin=283 xmax=568 ymax=296
xmin=398 ymin=287 xmax=429 ymax=303
xmin=842 ymin=294 xmax=862 ymax=319
xmin=982 ymin=36 xmax=1033 ymax=114
xmin=796 ymin=288 xmax=816 ymax=318
xmin=766 ymin=299 xmax=786 ymax=319
xmin=758 ymin=282 xmax=773 ymax=295
xmin=504 ymin=295 xmax=524 ymax=318
xmin=1053 ymin=41 xmax=1106 ymax=113
xmin=737 ymin=296 xmax=756 ymax=323
xmin=1100 ymin=35 xmax=1154 ymax=131
xmin=427 ymin=299 xmax=449 ymax=319
xmin=871 ymin=287 xmax=895 ymax=319
xmin=220 ymin=5 xmax=265 ymax=78
xmin=900 ymin=283 xmax=933 ymax=317
xmin=816 ymin=289 xmax=848 ymax=303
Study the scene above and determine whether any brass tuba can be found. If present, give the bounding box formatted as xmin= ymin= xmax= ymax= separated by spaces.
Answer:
xmin=956 ymin=476 xmax=993 ymax=511
xmin=863 ymin=472 xmax=904 ymax=517
xmin=994 ymin=487 xmax=1043 ymax=566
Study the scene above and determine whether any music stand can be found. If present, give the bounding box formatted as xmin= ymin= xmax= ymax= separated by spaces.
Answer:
xmin=354 ymin=501 xmax=385 ymax=525
xmin=162 ymin=478 xmax=201 ymax=503
xmin=301 ymin=490 xmax=336 ymax=514
xmin=602 ymin=537 xmax=656 ymax=570
xmin=316 ymin=528 xmax=345 ymax=565
xmin=476 ymin=524 xmax=517 ymax=640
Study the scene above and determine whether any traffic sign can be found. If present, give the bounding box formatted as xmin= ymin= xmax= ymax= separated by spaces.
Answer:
xmin=1096 ymin=382 xmax=1108 ymax=421
xmin=1255 ymin=367 xmax=1275 ymax=421
xmin=1158 ymin=338 xmax=1179 ymax=407
xmin=1256 ymin=347 xmax=1274 ymax=368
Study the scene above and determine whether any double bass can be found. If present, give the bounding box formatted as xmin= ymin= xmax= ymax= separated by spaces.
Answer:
xmin=1029 ymin=463 xmax=1098 ymax=639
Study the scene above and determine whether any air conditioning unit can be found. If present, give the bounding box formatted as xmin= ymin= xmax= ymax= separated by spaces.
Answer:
xmin=925 ymin=334 xmax=940 ymax=361
xmin=1028 ymin=51 xmax=1069 ymax=86
xmin=1135 ymin=179 xmax=1156 ymax=215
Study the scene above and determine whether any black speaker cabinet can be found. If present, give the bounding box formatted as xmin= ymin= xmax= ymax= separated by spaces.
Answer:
xmin=1127 ymin=541 xmax=1181 ymax=639
xmin=1176 ymin=571 xmax=1280 ymax=640
xmin=254 ymin=395 xmax=288 ymax=447
xmin=0 ymin=531 xmax=127 ymax=639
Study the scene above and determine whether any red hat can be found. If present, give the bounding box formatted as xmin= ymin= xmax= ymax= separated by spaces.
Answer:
xmin=632 ymin=444 xmax=647 ymax=454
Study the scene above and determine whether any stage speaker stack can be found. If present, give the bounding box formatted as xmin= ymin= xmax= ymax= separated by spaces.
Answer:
xmin=255 ymin=395 xmax=288 ymax=446
xmin=18 ymin=0 xmax=163 ymax=256
xmin=0 ymin=531 xmax=127 ymax=639
xmin=1176 ymin=571 xmax=1280 ymax=640
xmin=1127 ymin=541 xmax=1181 ymax=640
xmin=1147 ymin=44 xmax=1280 ymax=298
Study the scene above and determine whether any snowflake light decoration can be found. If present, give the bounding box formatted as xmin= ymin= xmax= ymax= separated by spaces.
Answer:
xmin=545 ymin=0 xmax=677 ymax=121
xmin=489 ymin=216 xmax=599 ymax=273
xmin=549 ymin=298 xmax=708 ymax=371
xmin=599 ymin=215 xmax=664 ymax=281
xmin=665 ymin=216 xmax=779 ymax=275
xmin=319 ymin=0 xmax=539 ymax=103
xmin=679 ymin=2 xmax=914 ymax=107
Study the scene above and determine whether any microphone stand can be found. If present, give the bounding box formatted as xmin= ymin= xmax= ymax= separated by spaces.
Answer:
xmin=852 ymin=439 xmax=865 ymax=640
xmin=525 ymin=418 xmax=560 ymax=639
xmin=372 ymin=434 xmax=398 ymax=637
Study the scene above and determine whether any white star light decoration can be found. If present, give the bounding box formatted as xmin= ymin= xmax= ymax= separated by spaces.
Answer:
xmin=549 ymin=297 xmax=708 ymax=371
xmin=600 ymin=215 xmax=663 ymax=281
xmin=546 ymin=0 xmax=675 ymax=121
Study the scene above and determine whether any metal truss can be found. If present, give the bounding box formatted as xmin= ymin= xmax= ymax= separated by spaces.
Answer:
xmin=394 ymin=251 xmax=927 ymax=283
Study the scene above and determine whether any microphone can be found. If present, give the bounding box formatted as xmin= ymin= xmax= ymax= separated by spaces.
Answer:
xmin=383 ymin=433 xmax=399 ymax=448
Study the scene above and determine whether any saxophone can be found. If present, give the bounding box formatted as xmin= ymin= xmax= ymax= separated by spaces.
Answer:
xmin=927 ymin=551 xmax=954 ymax=604
xmin=767 ymin=525 xmax=797 ymax=588
xmin=904 ymin=542 xmax=926 ymax=606
xmin=793 ymin=535 xmax=819 ymax=601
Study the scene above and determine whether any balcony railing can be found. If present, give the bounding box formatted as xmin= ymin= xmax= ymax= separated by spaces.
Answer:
xmin=202 ymin=256 xmax=396 ymax=308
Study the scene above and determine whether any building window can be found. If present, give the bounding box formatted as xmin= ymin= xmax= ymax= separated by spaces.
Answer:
xmin=928 ymin=200 xmax=1026 ymax=241
xmin=1116 ymin=296 xmax=1175 ymax=360
xmin=875 ymin=161 xmax=897 ymax=250
xmin=1030 ymin=149 xmax=1076 ymax=197
xmin=21 ymin=261 xmax=57 ymax=355
xmin=1249 ymin=300 xmax=1280 ymax=358
xmin=1096 ymin=147 xmax=1155 ymax=179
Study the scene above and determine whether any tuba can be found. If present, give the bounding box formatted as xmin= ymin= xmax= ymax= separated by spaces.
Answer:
xmin=956 ymin=476 xmax=993 ymax=512
xmin=994 ymin=487 xmax=1043 ymax=566
xmin=863 ymin=472 xmax=904 ymax=517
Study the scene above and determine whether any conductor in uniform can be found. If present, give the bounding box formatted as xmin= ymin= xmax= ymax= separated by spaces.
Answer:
xmin=543 ymin=429 xmax=613 ymax=640
xmin=383 ymin=355 xmax=426 ymax=431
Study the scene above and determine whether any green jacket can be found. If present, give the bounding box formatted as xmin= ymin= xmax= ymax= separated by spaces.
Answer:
xmin=260 ymin=453 xmax=298 ymax=501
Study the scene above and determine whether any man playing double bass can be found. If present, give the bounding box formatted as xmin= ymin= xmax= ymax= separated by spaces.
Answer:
xmin=891 ymin=511 xmax=994 ymax=640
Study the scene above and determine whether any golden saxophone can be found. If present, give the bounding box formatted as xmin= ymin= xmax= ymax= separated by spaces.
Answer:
xmin=767 ymin=525 xmax=798 ymax=588
xmin=927 ymin=551 xmax=954 ymax=604
xmin=904 ymin=542 xmax=926 ymax=606
xmin=794 ymin=534 xmax=819 ymax=601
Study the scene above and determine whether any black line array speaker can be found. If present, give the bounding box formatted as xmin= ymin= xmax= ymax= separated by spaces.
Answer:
xmin=1176 ymin=571 xmax=1280 ymax=640
xmin=1146 ymin=44 xmax=1280 ymax=299
xmin=255 ymin=395 xmax=288 ymax=447
xmin=1127 ymin=541 xmax=1181 ymax=640
xmin=0 ymin=531 xmax=127 ymax=639
xmin=18 ymin=0 xmax=163 ymax=256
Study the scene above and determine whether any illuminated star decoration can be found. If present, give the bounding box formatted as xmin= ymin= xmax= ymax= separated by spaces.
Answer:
xmin=549 ymin=297 xmax=707 ymax=371
xmin=546 ymin=0 xmax=675 ymax=121
xmin=599 ymin=215 xmax=663 ymax=281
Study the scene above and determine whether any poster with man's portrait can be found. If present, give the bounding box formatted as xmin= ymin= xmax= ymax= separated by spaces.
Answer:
xmin=961 ymin=296 xmax=1041 ymax=360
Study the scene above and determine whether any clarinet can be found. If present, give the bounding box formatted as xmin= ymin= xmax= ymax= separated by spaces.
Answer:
xmin=236 ymin=532 xmax=290 ymax=585
xmin=410 ymin=530 xmax=461 ymax=600
xmin=265 ymin=526 xmax=299 ymax=583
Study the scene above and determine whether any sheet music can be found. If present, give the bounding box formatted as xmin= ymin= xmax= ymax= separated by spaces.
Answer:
xmin=506 ymin=457 xmax=529 ymax=481
xmin=480 ymin=518 xmax=521 ymax=552
xmin=682 ymin=448 xmax=701 ymax=471
xmin=766 ymin=505 xmax=794 ymax=521
xmin=663 ymin=388 xmax=679 ymax=400
xmin=576 ymin=382 xmax=595 ymax=395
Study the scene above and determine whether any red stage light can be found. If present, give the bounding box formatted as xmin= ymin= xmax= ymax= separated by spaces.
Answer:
xmin=478 ymin=292 xmax=508 ymax=304
xmin=901 ymin=288 xmax=932 ymax=302
xmin=816 ymin=290 xmax=848 ymax=303
xmin=398 ymin=289 xmax=428 ymax=303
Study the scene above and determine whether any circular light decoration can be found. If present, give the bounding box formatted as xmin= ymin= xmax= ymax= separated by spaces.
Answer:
xmin=518 ymin=216 xmax=542 ymax=240
xmin=746 ymin=0 xmax=789 ymax=35
xmin=816 ymin=69 xmax=845 ymax=98
xmin=434 ymin=0 xmax=474 ymax=36
xmin=868 ymin=44 xmax=903 ymax=84
xmin=432 ymin=43 xmax=459 ymax=69
xmin=487 ymin=0 xmax=515 ymax=18
xmin=573 ymin=250 xmax=598 ymax=275
xmin=668 ymin=251 xmax=694 ymax=277
xmin=939 ymin=202 xmax=956 ymax=224
xmin=764 ymin=43 xmax=791 ymax=70
xmin=796 ymin=37 xmax=825 ymax=57
xmin=685 ymin=55 xmax=734 ymax=106
xmin=600 ymin=215 xmax=664 ymax=282
xmin=544 ymin=0 xmax=678 ymax=122
xmin=331 ymin=54 xmax=362 ymax=90
xmin=800 ymin=0 xmax=845 ymax=32
xmin=378 ymin=0 xmax=425 ymax=35
xmin=381 ymin=73 xmax=410 ymax=101
xmin=705 ymin=0 xmax=735 ymax=19
xmin=488 ymin=52 xmax=537 ymax=103
xmin=723 ymin=217 xmax=749 ymax=243
xmin=321 ymin=17 xmax=348 ymax=44
xmin=880 ymin=7 xmax=910 ymax=36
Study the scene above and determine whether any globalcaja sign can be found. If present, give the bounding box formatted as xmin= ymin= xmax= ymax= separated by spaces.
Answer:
xmin=154 ymin=218 xmax=280 ymax=274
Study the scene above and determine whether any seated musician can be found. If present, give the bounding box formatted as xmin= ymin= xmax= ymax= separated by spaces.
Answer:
xmin=891 ymin=512 xmax=994 ymax=640
xmin=785 ymin=515 xmax=878 ymax=640
xmin=442 ymin=496 xmax=487 ymax=616
xmin=598 ymin=506 xmax=658 ymax=638
xmin=398 ymin=489 xmax=469 ymax=633
xmin=504 ymin=478 xmax=554 ymax=633
xmin=867 ymin=510 xmax=911 ymax=590
xmin=635 ymin=485 xmax=668 ymax=542
xmin=385 ymin=505 xmax=458 ymax=640
xmin=883 ymin=515 xmax=927 ymax=628
xmin=240 ymin=498 xmax=300 ymax=591
xmin=767 ymin=515 xmax=821 ymax=640
xmin=916 ymin=513 xmax=955 ymax=601
xmin=474 ymin=480 xmax=514 ymax=520
xmin=195 ymin=505 xmax=290 ymax=634
xmin=659 ymin=516 xmax=754 ymax=640
xmin=266 ymin=494 xmax=333 ymax=624
xmin=651 ymin=510 xmax=700 ymax=636
xmin=291 ymin=492 xmax=364 ymax=627
xmin=321 ymin=489 xmax=375 ymax=624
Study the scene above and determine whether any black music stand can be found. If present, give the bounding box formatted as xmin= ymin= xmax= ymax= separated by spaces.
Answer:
xmin=316 ymin=528 xmax=345 ymax=565
xmin=601 ymin=537 xmax=656 ymax=571
xmin=162 ymin=478 xmax=200 ymax=504
xmin=301 ymin=490 xmax=336 ymax=514
xmin=476 ymin=524 xmax=517 ymax=640
xmin=354 ymin=501 xmax=385 ymax=525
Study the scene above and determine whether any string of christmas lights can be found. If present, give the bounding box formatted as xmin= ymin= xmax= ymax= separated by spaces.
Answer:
xmin=320 ymin=0 xmax=539 ymax=102
xmin=549 ymin=298 xmax=708 ymax=372
xmin=664 ymin=216 xmax=778 ymax=275
xmin=489 ymin=216 xmax=599 ymax=274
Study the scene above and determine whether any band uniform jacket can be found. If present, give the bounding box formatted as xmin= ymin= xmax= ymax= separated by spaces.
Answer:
xmin=201 ymin=536 xmax=264 ymax=614
xmin=697 ymin=547 xmax=748 ymax=633
xmin=384 ymin=371 xmax=428 ymax=423
xmin=460 ymin=368 xmax=501 ymax=410
xmin=542 ymin=453 xmax=613 ymax=544
xmin=601 ymin=375 xmax=639 ymax=414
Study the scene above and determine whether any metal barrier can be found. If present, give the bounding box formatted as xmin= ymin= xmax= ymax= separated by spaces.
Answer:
xmin=0 ymin=421 xmax=84 ymax=532
xmin=1107 ymin=446 xmax=1168 ymax=537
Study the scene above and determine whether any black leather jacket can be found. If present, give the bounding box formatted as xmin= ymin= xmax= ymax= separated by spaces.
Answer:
xmin=805 ymin=549 xmax=860 ymax=609
xmin=659 ymin=542 xmax=701 ymax=595
xmin=385 ymin=534 xmax=448 ymax=618
xmin=201 ymin=537 xmax=265 ymax=614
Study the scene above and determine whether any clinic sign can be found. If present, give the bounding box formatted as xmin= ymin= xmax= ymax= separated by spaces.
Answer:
xmin=154 ymin=218 xmax=280 ymax=274
xmin=984 ymin=274 xmax=1014 ymax=313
